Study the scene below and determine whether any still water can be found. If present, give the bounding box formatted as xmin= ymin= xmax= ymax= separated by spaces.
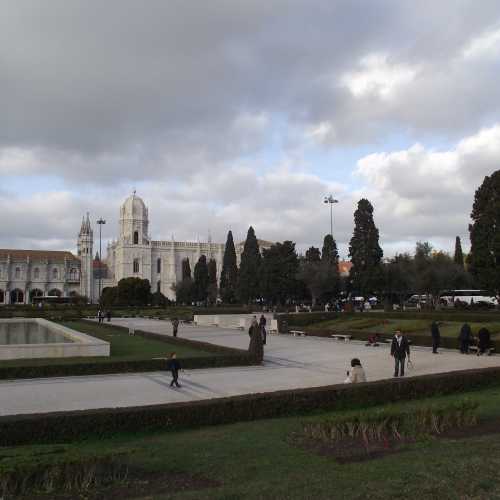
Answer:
xmin=0 ymin=322 xmax=74 ymax=345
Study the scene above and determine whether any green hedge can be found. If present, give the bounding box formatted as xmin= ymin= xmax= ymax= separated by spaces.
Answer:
xmin=2 ymin=367 xmax=500 ymax=446
xmin=359 ymin=311 xmax=500 ymax=323
xmin=282 ymin=312 xmax=339 ymax=328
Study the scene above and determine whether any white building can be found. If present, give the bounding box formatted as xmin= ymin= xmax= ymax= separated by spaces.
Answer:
xmin=0 ymin=193 xmax=269 ymax=304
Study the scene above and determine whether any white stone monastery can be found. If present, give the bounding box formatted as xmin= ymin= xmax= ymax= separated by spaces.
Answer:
xmin=0 ymin=193 xmax=262 ymax=304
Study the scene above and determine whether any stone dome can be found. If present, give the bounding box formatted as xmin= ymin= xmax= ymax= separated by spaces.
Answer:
xmin=121 ymin=192 xmax=148 ymax=220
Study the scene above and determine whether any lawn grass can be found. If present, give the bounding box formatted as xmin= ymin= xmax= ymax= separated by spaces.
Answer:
xmin=0 ymin=320 xmax=213 ymax=368
xmin=4 ymin=384 xmax=500 ymax=499
xmin=308 ymin=317 xmax=500 ymax=339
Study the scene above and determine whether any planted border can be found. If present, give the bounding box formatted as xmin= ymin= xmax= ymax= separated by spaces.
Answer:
xmin=2 ymin=366 xmax=500 ymax=446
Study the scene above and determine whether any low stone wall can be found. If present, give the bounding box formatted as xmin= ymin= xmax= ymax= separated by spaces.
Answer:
xmin=194 ymin=313 xmax=276 ymax=331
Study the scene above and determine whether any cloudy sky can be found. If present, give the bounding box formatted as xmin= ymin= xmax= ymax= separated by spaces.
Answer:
xmin=1 ymin=0 xmax=500 ymax=259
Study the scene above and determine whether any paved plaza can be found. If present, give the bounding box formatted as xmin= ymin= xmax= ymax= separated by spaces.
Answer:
xmin=1 ymin=318 xmax=500 ymax=417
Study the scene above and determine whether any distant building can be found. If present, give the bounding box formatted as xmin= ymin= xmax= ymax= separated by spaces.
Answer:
xmin=0 ymin=193 xmax=271 ymax=304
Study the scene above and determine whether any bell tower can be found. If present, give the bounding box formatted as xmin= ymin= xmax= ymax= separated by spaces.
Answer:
xmin=77 ymin=213 xmax=94 ymax=302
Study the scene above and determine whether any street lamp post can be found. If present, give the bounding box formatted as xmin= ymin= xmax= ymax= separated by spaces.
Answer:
xmin=323 ymin=195 xmax=338 ymax=236
xmin=97 ymin=218 xmax=106 ymax=304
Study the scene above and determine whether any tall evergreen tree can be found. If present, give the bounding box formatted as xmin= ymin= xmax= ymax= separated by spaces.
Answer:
xmin=319 ymin=234 xmax=341 ymax=302
xmin=348 ymin=199 xmax=384 ymax=296
xmin=193 ymin=255 xmax=209 ymax=303
xmin=454 ymin=236 xmax=465 ymax=269
xmin=260 ymin=241 xmax=299 ymax=305
xmin=305 ymin=246 xmax=321 ymax=262
xmin=219 ymin=230 xmax=238 ymax=303
xmin=181 ymin=258 xmax=191 ymax=280
xmin=469 ymin=170 xmax=500 ymax=292
xmin=237 ymin=226 xmax=262 ymax=304
xmin=207 ymin=258 xmax=218 ymax=305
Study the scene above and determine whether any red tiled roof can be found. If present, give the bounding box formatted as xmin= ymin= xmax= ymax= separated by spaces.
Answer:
xmin=339 ymin=261 xmax=352 ymax=275
xmin=0 ymin=249 xmax=78 ymax=262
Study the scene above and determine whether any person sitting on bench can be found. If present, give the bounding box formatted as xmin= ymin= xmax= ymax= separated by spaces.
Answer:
xmin=365 ymin=333 xmax=381 ymax=346
xmin=477 ymin=327 xmax=491 ymax=356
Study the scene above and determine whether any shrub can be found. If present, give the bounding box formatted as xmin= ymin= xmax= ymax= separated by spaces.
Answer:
xmin=302 ymin=400 xmax=478 ymax=444
xmin=0 ymin=453 xmax=129 ymax=498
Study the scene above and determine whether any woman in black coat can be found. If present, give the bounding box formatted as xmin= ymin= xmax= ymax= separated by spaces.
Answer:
xmin=459 ymin=323 xmax=472 ymax=354
xmin=477 ymin=328 xmax=491 ymax=356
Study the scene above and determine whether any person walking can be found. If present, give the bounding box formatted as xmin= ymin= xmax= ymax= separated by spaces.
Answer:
xmin=171 ymin=317 xmax=180 ymax=337
xmin=391 ymin=330 xmax=410 ymax=377
xmin=166 ymin=352 xmax=182 ymax=388
xmin=106 ymin=310 xmax=112 ymax=322
xmin=431 ymin=321 xmax=441 ymax=354
xmin=459 ymin=323 xmax=472 ymax=354
xmin=97 ymin=309 xmax=103 ymax=324
xmin=477 ymin=327 xmax=491 ymax=356
xmin=259 ymin=314 xmax=267 ymax=345
xmin=345 ymin=358 xmax=367 ymax=383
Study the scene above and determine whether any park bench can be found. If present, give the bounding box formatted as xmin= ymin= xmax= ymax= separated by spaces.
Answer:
xmin=290 ymin=330 xmax=306 ymax=337
xmin=331 ymin=334 xmax=352 ymax=342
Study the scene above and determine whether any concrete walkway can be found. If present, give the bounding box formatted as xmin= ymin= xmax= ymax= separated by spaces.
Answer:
xmin=1 ymin=318 xmax=500 ymax=417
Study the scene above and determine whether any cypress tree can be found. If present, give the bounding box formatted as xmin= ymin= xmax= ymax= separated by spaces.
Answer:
xmin=305 ymin=246 xmax=321 ymax=262
xmin=193 ymin=255 xmax=209 ymax=303
xmin=320 ymin=234 xmax=340 ymax=302
xmin=237 ymin=226 xmax=261 ymax=304
xmin=220 ymin=230 xmax=238 ymax=303
xmin=454 ymin=236 xmax=465 ymax=269
xmin=348 ymin=199 xmax=384 ymax=296
xmin=469 ymin=170 xmax=500 ymax=292
xmin=207 ymin=258 xmax=218 ymax=305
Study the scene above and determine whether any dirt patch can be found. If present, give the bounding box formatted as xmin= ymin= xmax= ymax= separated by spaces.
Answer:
xmin=19 ymin=468 xmax=221 ymax=500
xmin=291 ymin=417 xmax=500 ymax=464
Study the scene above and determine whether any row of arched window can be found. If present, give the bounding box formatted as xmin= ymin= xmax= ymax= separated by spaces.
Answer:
xmin=0 ymin=288 xmax=63 ymax=304
xmin=8 ymin=267 xmax=79 ymax=281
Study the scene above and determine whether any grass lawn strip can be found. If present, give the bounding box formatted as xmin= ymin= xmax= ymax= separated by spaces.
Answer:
xmin=3 ymin=385 xmax=500 ymax=499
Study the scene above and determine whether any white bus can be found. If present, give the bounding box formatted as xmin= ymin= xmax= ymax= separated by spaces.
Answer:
xmin=439 ymin=290 xmax=498 ymax=307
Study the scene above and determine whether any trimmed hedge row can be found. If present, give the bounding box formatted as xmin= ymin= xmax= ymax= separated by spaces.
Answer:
xmin=283 ymin=312 xmax=340 ymax=328
xmin=2 ymin=366 xmax=500 ymax=446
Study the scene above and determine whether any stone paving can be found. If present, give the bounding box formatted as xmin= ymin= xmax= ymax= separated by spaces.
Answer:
xmin=1 ymin=318 xmax=500 ymax=417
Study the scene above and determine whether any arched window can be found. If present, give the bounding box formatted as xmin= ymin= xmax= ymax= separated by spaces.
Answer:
xmin=48 ymin=288 xmax=62 ymax=297
xmin=133 ymin=259 xmax=139 ymax=273
xmin=15 ymin=267 xmax=21 ymax=279
xmin=52 ymin=268 xmax=59 ymax=280
xmin=157 ymin=258 xmax=161 ymax=274
xmin=34 ymin=267 xmax=40 ymax=279
xmin=0 ymin=290 xmax=4 ymax=303
xmin=10 ymin=289 xmax=24 ymax=304
xmin=133 ymin=231 xmax=139 ymax=245
xmin=69 ymin=268 xmax=78 ymax=280
xmin=157 ymin=281 xmax=161 ymax=293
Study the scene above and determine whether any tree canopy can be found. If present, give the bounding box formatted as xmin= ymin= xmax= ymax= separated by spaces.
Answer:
xmin=219 ymin=230 xmax=238 ymax=303
xmin=237 ymin=226 xmax=261 ymax=304
xmin=469 ymin=170 xmax=500 ymax=292
xmin=348 ymin=198 xmax=384 ymax=296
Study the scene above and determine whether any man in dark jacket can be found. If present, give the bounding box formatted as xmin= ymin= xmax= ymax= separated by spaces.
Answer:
xmin=166 ymin=352 xmax=182 ymax=388
xmin=259 ymin=314 xmax=267 ymax=345
xmin=431 ymin=321 xmax=441 ymax=354
xmin=171 ymin=317 xmax=179 ymax=337
xmin=459 ymin=323 xmax=472 ymax=354
xmin=391 ymin=330 xmax=410 ymax=377
xmin=477 ymin=327 xmax=491 ymax=356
